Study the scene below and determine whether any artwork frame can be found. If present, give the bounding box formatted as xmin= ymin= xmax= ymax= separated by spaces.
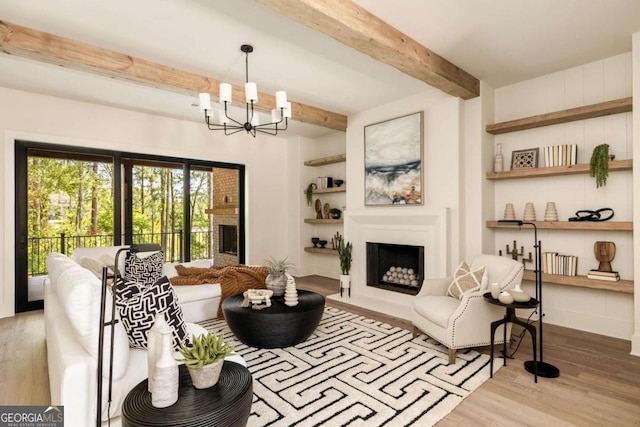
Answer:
xmin=511 ymin=148 xmax=539 ymax=170
xmin=364 ymin=111 xmax=423 ymax=206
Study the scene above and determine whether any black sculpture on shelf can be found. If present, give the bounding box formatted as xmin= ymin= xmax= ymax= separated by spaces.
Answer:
xmin=497 ymin=220 xmax=560 ymax=379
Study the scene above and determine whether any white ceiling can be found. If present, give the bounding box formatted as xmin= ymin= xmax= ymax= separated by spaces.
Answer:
xmin=1 ymin=0 xmax=639 ymax=138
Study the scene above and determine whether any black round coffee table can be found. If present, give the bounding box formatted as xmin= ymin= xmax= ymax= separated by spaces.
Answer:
xmin=222 ymin=289 xmax=325 ymax=348
xmin=122 ymin=362 xmax=252 ymax=427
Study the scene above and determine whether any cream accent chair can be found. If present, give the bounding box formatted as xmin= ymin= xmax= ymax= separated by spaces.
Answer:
xmin=412 ymin=254 xmax=524 ymax=364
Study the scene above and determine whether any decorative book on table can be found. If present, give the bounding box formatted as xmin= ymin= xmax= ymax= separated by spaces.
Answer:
xmin=587 ymin=269 xmax=620 ymax=281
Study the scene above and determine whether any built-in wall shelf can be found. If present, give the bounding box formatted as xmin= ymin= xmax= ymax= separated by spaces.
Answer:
xmin=486 ymin=220 xmax=632 ymax=231
xmin=313 ymin=186 xmax=346 ymax=194
xmin=486 ymin=97 xmax=632 ymax=135
xmin=304 ymin=247 xmax=338 ymax=255
xmin=304 ymin=153 xmax=346 ymax=167
xmin=304 ymin=218 xmax=343 ymax=224
xmin=205 ymin=207 xmax=239 ymax=215
xmin=523 ymin=270 xmax=633 ymax=294
xmin=486 ymin=159 xmax=632 ymax=180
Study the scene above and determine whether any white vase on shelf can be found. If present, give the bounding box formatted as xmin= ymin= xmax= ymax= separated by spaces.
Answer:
xmin=494 ymin=143 xmax=504 ymax=173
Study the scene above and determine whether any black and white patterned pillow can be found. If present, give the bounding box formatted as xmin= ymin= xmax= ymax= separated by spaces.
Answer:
xmin=124 ymin=251 xmax=164 ymax=287
xmin=114 ymin=275 xmax=187 ymax=350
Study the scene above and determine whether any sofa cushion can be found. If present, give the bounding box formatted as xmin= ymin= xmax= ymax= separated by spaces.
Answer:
xmin=124 ymin=251 xmax=164 ymax=287
xmin=77 ymin=255 xmax=115 ymax=280
xmin=162 ymin=260 xmax=212 ymax=278
xmin=47 ymin=253 xmax=130 ymax=380
xmin=447 ymin=261 xmax=487 ymax=299
xmin=115 ymin=275 xmax=187 ymax=350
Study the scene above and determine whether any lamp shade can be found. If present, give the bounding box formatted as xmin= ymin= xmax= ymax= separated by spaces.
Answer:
xmin=245 ymin=82 xmax=258 ymax=103
xmin=219 ymin=109 xmax=229 ymax=125
xmin=219 ymin=83 xmax=232 ymax=103
xmin=275 ymin=91 xmax=288 ymax=109
xmin=198 ymin=93 xmax=211 ymax=111
xmin=283 ymin=102 xmax=292 ymax=118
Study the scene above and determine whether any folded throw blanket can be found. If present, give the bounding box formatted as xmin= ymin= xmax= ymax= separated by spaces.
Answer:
xmin=171 ymin=265 xmax=268 ymax=318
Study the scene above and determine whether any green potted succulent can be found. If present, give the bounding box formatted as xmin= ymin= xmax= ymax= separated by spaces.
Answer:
xmin=177 ymin=332 xmax=235 ymax=389
xmin=304 ymin=183 xmax=317 ymax=206
xmin=337 ymin=240 xmax=352 ymax=297
xmin=262 ymin=257 xmax=295 ymax=296
xmin=589 ymin=143 xmax=610 ymax=188
xmin=329 ymin=207 xmax=341 ymax=219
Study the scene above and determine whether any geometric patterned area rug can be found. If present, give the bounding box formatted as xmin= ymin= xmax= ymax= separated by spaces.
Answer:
xmin=200 ymin=307 xmax=494 ymax=427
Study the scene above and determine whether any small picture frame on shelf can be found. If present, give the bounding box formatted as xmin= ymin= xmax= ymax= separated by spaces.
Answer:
xmin=511 ymin=148 xmax=539 ymax=170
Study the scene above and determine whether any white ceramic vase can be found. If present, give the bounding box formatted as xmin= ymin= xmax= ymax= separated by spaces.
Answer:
xmin=489 ymin=282 xmax=501 ymax=299
xmin=147 ymin=313 xmax=170 ymax=392
xmin=151 ymin=329 xmax=178 ymax=408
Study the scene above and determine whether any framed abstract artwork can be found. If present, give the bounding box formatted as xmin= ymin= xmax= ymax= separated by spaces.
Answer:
xmin=511 ymin=148 xmax=539 ymax=169
xmin=364 ymin=111 xmax=423 ymax=206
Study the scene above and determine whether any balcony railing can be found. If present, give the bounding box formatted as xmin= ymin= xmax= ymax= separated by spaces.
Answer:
xmin=27 ymin=230 xmax=216 ymax=277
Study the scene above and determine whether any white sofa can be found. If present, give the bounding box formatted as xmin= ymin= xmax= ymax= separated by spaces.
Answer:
xmin=44 ymin=247 xmax=239 ymax=427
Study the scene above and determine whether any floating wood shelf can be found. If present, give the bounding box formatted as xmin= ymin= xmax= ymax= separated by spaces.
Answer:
xmin=523 ymin=270 xmax=633 ymax=294
xmin=205 ymin=207 xmax=239 ymax=215
xmin=486 ymin=97 xmax=632 ymax=135
xmin=304 ymin=153 xmax=346 ymax=166
xmin=486 ymin=220 xmax=632 ymax=231
xmin=313 ymin=186 xmax=346 ymax=194
xmin=304 ymin=218 xmax=343 ymax=224
xmin=486 ymin=159 xmax=632 ymax=180
xmin=304 ymin=247 xmax=338 ymax=255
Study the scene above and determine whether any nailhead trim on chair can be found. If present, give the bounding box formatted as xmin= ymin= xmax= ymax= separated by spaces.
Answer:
xmin=449 ymin=263 xmax=524 ymax=349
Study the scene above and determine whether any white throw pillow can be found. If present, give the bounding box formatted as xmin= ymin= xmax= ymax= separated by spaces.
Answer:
xmin=447 ymin=261 xmax=486 ymax=299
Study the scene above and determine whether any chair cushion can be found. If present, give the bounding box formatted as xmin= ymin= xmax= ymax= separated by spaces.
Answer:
xmin=447 ymin=261 xmax=486 ymax=299
xmin=413 ymin=295 xmax=460 ymax=328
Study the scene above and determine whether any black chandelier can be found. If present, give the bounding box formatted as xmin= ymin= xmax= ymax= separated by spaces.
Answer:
xmin=198 ymin=44 xmax=291 ymax=137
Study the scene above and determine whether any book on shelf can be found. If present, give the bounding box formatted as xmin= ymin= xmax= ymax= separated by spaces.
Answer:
xmin=544 ymin=144 xmax=578 ymax=167
xmin=587 ymin=273 xmax=620 ymax=282
xmin=542 ymin=251 xmax=578 ymax=276
xmin=587 ymin=269 xmax=620 ymax=278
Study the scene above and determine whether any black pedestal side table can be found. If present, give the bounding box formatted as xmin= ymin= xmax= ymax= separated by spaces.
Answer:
xmin=223 ymin=289 xmax=325 ymax=348
xmin=122 ymin=362 xmax=252 ymax=427
xmin=483 ymin=292 xmax=539 ymax=383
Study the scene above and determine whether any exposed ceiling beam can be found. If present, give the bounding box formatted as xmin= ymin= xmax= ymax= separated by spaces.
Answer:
xmin=0 ymin=20 xmax=347 ymax=132
xmin=256 ymin=0 xmax=480 ymax=100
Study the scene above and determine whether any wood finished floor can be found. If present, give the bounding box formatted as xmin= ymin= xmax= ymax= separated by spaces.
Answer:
xmin=2 ymin=275 xmax=639 ymax=426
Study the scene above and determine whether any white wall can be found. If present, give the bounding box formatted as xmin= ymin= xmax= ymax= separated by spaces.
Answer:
xmin=0 ymin=87 xmax=291 ymax=319
xmin=492 ymin=52 xmax=634 ymax=339
xmin=632 ymin=32 xmax=640 ymax=355
xmin=332 ymin=87 xmax=466 ymax=318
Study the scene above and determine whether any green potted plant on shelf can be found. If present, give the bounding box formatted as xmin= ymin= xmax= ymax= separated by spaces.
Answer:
xmin=304 ymin=182 xmax=317 ymax=206
xmin=177 ymin=332 xmax=234 ymax=389
xmin=328 ymin=207 xmax=341 ymax=219
xmin=262 ymin=256 xmax=295 ymax=296
xmin=589 ymin=143 xmax=610 ymax=188
xmin=337 ymin=240 xmax=352 ymax=297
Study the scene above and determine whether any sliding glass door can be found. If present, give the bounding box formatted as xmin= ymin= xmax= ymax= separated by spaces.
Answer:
xmin=15 ymin=141 xmax=244 ymax=313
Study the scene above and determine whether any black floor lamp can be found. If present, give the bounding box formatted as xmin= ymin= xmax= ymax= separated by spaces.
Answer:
xmin=498 ymin=220 xmax=560 ymax=379
xmin=96 ymin=243 xmax=161 ymax=427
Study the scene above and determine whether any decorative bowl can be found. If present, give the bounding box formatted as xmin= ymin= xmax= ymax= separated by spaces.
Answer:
xmin=311 ymin=237 xmax=320 ymax=247
xmin=334 ymin=179 xmax=344 ymax=187
xmin=509 ymin=289 xmax=531 ymax=303
xmin=318 ymin=240 xmax=328 ymax=248
xmin=498 ymin=291 xmax=514 ymax=305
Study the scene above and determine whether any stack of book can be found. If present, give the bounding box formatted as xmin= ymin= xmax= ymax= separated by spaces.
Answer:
xmin=544 ymin=144 xmax=578 ymax=167
xmin=587 ymin=270 xmax=620 ymax=282
xmin=542 ymin=252 xmax=578 ymax=276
